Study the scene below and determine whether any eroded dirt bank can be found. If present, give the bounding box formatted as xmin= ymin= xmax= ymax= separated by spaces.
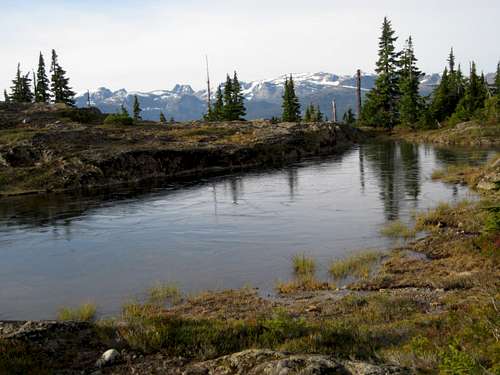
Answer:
xmin=0 ymin=103 xmax=363 ymax=196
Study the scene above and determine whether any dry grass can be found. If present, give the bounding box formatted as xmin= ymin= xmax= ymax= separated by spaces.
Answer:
xmin=380 ymin=220 xmax=416 ymax=239
xmin=415 ymin=200 xmax=482 ymax=233
xmin=329 ymin=251 xmax=384 ymax=280
xmin=57 ymin=303 xmax=97 ymax=322
xmin=276 ymin=275 xmax=335 ymax=294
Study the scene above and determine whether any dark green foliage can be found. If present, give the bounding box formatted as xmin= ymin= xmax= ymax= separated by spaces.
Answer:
xmin=3 ymin=90 xmax=9 ymax=103
xmin=121 ymin=105 xmax=129 ymax=116
xmin=104 ymin=113 xmax=133 ymax=125
xmin=222 ymin=74 xmax=234 ymax=120
xmin=495 ymin=62 xmax=500 ymax=96
xmin=303 ymin=104 xmax=323 ymax=122
xmin=270 ymin=116 xmax=280 ymax=124
xmin=231 ymin=71 xmax=246 ymax=120
xmin=60 ymin=107 xmax=102 ymax=124
xmin=133 ymin=95 xmax=142 ymax=121
xmin=281 ymin=75 xmax=301 ymax=122
xmin=34 ymin=52 xmax=50 ymax=103
xmin=207 ymin=72 xmax=247 ymax=122
xmin=213 ymin=85 xmax=224 ymax=120
xmin=430 ymin=49 xmax=466 ymax=123
xmin=50 ymin=49 xmax=75 ymax=106
xmin=452 ymin=62 xmax=488 ymax=122
xmin=159 ymin=112 xmax=167 ymax=123
xmin=398 ymin=36 xmax=423 ymax=127
xmin=361 ymin=17 xmax=400 ymax=128
xmin=9 ymin=63 xmax=33 ymax=103
xmin=343 ymin=108 xmax=356 ymax=125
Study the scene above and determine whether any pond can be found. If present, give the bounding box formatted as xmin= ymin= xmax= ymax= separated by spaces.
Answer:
xmin=0 ymin=141 xmax=494 ymax=319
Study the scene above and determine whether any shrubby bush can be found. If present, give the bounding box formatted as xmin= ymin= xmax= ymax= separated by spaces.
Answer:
xmin=104 ymin=113 xmax=133 ymax=125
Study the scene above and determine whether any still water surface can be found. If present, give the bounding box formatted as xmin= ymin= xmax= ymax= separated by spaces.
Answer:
xmin=0 ymin=141 xmax=494 ymax=319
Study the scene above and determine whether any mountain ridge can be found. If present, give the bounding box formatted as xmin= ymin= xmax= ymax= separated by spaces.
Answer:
xmin=74 ymin=72 xmax=451 ymax=121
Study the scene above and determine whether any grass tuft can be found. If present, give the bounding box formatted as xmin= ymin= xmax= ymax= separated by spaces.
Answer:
xmin=329 ymin=251 xmax=384 ymax=280
xmin=276 ymin=275 xmax=334 ymax=294
xmin=292 ymin=253 xmax=316 ymax=276
xmin=57 ymin=303 xmax=97 ymax=322
xmin=380 ymin=220 xmax=416 ymax=239
xmin=148 ymin=282 xmax=181 ymax=306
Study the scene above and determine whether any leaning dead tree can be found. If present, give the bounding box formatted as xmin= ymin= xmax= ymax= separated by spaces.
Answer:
xmin=332 ymin=99 xmax=337 ymax=123
xmin=205 ymin=55 xmax=212 ymax=110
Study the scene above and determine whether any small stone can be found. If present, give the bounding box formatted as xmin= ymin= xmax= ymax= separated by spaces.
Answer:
xmin=96 ymin=349 xmax=120 ymax=368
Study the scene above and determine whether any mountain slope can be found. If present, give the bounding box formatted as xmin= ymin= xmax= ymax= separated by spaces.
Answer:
xmin=75 ymin=72 xmax=440 ymax=121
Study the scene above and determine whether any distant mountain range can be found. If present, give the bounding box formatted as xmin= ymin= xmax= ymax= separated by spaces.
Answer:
xmin=74 ymin=71 xmax=464 ymax=121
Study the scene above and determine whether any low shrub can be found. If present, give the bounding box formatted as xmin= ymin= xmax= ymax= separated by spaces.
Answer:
xmin=104 ymin=113 xmax=133 ymax=125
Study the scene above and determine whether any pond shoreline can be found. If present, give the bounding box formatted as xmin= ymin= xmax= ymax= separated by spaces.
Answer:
xmin=1 ymin=153 xmax=498 ymax=374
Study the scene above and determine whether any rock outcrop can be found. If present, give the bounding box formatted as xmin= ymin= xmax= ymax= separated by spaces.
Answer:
xmin=183 ymin=349 xmax=410 ymax=375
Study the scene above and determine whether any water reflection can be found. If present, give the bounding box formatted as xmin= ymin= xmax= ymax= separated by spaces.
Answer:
xmin=0 ymin=141 xmax=496 ymax=319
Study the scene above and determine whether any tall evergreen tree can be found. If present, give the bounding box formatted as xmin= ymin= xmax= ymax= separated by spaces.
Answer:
xmin=398 ymin=36 xmax=423 ymax=126
xmin=315 ymin=105 xmax=323 ymax=122
xmin=10 ymin=63 xmax=33 ymax=103
xmin=50 ymin=49 xmax=75 ymax=105
xmin=465 ymin=63 xmax=487 ymax=114
xmin=361 ymin=17 xmax=400 ymax=128
xmin=222 ymin=74 xmax=234 ymax=120
xmin=343 ymin=108 xmax=356 ymax=125
xmin=133 ymin=95 xmax=142 ymax=121
xmin=35 ymin=52 xmax=50 ymax=103
xmin=159 ymin=112 xmax=167 ymax=123
xmin=281 ymin=75 xmax=301 ymax=122
xmin=231 ymin=71 xmax=246 ymax=120
xmin=304 ymin=104 xmax=312 ymax=122
xmin=495 ymin=61 xmax=500 ymax=96
xmin=213 ymin=85 xmax=224 ymax=120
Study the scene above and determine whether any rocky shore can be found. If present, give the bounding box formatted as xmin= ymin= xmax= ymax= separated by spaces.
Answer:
xmin=0 ymin=103 xmax=362 ymax=196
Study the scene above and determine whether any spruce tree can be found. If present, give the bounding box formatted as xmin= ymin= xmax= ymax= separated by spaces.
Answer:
xmin=315 ymin=105 xmax=323 ymax=122
xmin=495 ymin=61 xmax=500 ymax=96
xmin=222 ymin=74 xmax=234 ymax=121
xmin=231 ymin=71 xmax=246 ymax=120
xmin=304 ymin=104 xmax=312 ymax=122
xmin=361 ymin=17 xmax=400 ymax=128
xmin=343 ymin=108 xmax=356 ymax=125
xmin=35 ymin=52 xmax=50 ymax=103
xmin=213 ymin=85 xmax=224 ymax=120
xmin=50 ymin=49 xmax=75 ymax=105
xmin=159 ymin=112 xmax=167 ymax=123
xmin=398 ymin=36 xmax=423 ymax=127
xmin=10 ymin=63 xmax=33 ymax=103
xmin=281 ymin=75 xmax=301 ymax=122
xmin=133 ymin=95 xmax=142 ymax=121
xmin=121 ymin=104 xmax=129 ymax=116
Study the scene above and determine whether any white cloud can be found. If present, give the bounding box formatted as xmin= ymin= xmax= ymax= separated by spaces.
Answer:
xmin=0 ymin=0 xmax=498 ymax=93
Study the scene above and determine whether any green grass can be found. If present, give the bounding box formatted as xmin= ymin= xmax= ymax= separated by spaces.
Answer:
xmin=329 ymin=251 xmax=384 ymax=280
xmin=380 ymin=220 xmax=416 ymax=239
xmin=57 ymin=303 xmax=97 ymax=322
xmin=292 ymin=253 xmax=316 ymax=276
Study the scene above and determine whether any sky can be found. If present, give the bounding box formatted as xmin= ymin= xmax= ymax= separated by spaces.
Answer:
xmin=1 ymin=0 xmax=499 ymax=93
